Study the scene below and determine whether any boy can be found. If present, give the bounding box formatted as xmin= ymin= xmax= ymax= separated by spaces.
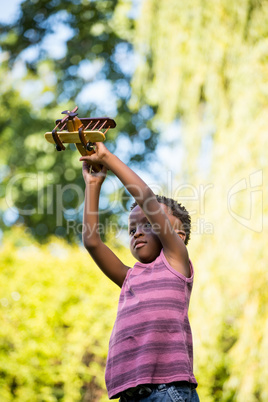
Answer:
xmin=80 ymin=142 xmax=199 ymax=401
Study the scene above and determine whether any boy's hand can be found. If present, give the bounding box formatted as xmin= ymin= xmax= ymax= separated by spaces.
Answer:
xmin=81 ymin=161 xmax=107 ymax=186
xmin=79 ymin=142 xmax=110 ymax=167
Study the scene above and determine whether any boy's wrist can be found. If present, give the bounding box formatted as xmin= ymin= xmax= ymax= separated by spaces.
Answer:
xmin=101 ymin=150 xmax=121 ymax=173
xmin=100 ymin=149 xmax=112 ymax=168
xmin=85 ymin=181 xmax=102 ymax=189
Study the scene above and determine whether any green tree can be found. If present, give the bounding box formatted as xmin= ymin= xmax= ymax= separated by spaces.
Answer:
xmin=131 ymin=0 xmax=268 ymax=400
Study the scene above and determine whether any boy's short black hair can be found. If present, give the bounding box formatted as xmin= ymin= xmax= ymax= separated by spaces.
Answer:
xmin=130 ymin=195 xmax=191 ymax=245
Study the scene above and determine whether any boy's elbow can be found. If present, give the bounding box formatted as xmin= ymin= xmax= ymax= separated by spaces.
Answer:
xmin=83 ymin=235 xmax=101 ymax=251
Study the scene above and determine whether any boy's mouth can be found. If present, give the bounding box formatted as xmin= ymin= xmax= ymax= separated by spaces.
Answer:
xmin=134 ymin=240 xmax=146 ymax=249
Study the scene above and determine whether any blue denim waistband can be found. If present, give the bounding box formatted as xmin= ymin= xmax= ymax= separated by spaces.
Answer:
xmin=120 ymin=381 xmax=197 ymax=400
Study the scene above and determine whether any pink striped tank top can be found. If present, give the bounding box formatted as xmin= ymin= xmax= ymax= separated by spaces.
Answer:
xmin=105 ymin=249 xmax=197 ymax=399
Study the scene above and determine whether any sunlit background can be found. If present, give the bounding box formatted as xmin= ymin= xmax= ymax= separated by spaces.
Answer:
xmin=0 ymin=0 xmax=267 ymax=401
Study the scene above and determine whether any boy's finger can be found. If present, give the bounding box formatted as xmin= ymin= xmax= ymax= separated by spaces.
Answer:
xmin=82 ymin=161 xmax=89 ymax=172
xmin=80 ymin=155 xmax=92 ymax=162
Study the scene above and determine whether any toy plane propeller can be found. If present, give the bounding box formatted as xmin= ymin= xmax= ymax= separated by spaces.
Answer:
xmin=44 ymin=106 xmax=116 ymax=171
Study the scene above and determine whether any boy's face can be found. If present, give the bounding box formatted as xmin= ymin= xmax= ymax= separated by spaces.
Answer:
xmin=128 ymin=204 xmax=186 ymax=264
xmin=129 ymin=205 xmax=162 ymax=263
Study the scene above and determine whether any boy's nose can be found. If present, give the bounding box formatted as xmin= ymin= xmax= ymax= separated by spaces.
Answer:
xmin=134 ymin=225 xmax=144 ymax=238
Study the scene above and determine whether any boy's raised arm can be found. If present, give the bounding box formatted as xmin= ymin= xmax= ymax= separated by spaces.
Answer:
xmin=82 ymin=162 xmax=129 ymax=287
xmin=80 ymin=144 xmax=190 ymax=278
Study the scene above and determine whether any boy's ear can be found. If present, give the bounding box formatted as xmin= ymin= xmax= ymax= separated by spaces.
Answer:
xmin=175 ymin=230 xmax=186 ymax=243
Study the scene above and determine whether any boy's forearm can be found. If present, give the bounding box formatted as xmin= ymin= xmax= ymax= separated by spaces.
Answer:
xmin=103 ymin=152 xmax=154 ymax=206
xmin=82 ymin=174 xmax=130 ymax=287
xmin=83 ymin=183 xmax=102 ymax=248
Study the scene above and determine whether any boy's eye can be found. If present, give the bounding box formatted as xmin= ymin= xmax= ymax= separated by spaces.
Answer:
xmin=129 ymin=228 xmax=136 ymax=235
xmin=143 ymin=222 xmax=152 ymax=231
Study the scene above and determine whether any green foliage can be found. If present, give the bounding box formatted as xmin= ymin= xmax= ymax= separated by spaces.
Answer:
xmin=189 ymin=228 xmax=268 ymax=402
xmin=0 ymin=228 xmax=135 ymax=401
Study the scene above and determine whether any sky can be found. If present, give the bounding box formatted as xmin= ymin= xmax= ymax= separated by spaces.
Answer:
xmin=0 ymin=0 xmax=22 ymax=23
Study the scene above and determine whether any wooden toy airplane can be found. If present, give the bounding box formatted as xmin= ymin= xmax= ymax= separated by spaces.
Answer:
xmin=44 ymin=106 xmax=116 ymax=171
